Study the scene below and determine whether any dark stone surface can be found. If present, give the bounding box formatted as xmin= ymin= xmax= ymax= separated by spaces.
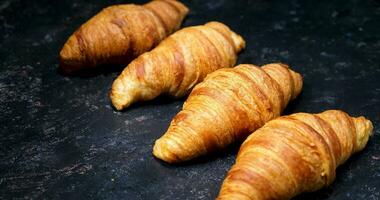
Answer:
xmin=1 ymin=0 xmax=380 ymax=199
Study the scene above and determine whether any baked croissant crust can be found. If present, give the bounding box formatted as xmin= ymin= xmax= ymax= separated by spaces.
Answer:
xmin=110 ymin=21 xmax=245 ymax=110
xmin=59 ymin=0 xmax=189 ymax=73
xmin=217 ymin=110 xmax=373 ymax=200
xmin=153 ymin=63 xmax=303 ymax=163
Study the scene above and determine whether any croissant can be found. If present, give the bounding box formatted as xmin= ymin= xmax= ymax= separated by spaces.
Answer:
xmin=217 ymin=110 xmax=373 ymax=200
xmin=153 ymin=63 xmax=303 ymax=163
xmin=59 ymin=0 xmax=189 ymax=73
xmin=110 ymin=21 xmax=245 ymax=110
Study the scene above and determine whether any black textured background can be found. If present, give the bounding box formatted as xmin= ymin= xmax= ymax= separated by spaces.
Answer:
xmin=1 ymin=0 xmax=380 ymax=199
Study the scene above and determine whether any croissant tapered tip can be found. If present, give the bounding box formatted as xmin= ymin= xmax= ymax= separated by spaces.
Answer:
xmin=353 ymin=116 xmax=373 ymax=152
xmin=153 ymin=139 xmax=181 ymax=163
xmin=232 ymin=34 xmax=246 ymax=53
xmin=161 ymin=0 xmax=190 ymax=14
xmin=365 ymin=118 xmax=374 ymax=136
xmin=290 ymin=70 xmax=303 ymax=99
xmin=276 ymin=63 xmax=303 ymax=99
xmin=204 ymin=21 xmax=245 ymax=53
xmin=109 ymin=89 xmax=134 ymax=111
xmin=261 ymin=63 xmax=303 ymax=101
xmin=59 ymin=34 xmax=86 ymax=74
xmin=110 ymin=78 xmax=136 ymax=110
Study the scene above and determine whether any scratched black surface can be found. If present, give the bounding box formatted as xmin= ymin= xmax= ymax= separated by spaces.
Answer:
xmin=1 ymin=0 xmax=380 ymax=199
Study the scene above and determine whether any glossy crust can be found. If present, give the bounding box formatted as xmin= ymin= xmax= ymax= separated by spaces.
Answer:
xmin=153 ymin=63 xmax=303 ymax=163
xmin=59 ymin=0 xmax=189 ymax=73
xmin=110 ymin=21 xmax=245 ymax=110
xmin=217 ymin=110 xmax=373 ymax=200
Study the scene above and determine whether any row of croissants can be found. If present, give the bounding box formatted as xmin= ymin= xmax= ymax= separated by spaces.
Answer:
xmin=59 ymin=0 xmax=374 ymax=199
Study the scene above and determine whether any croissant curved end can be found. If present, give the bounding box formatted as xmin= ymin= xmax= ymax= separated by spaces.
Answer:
xmin=353 ymin=116 xmax=374 ymax=152
xmin=231 ymin=33 xmax=245 ymax=53
xmin=162 ymin=0 xmax=190 ymax=15
xmin=110 ymin=78 xmax=136 ymax=110
xmin=109 ymin=91 xmax=133 ymax=111
xmin=153 ymin=138 xmax=181 ymax=163
xmin=205 ymin=21 xmax=246 ymax=53
xmin=290 ymin=70 xmax=303 ymax=99
xmin=59 ymin=35 xmax=85 ymax=74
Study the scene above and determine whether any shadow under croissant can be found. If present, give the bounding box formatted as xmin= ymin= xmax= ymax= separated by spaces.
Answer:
xmin=153 ymin=142 xmax=241 ymax=167
xmin=283 ymin=187 xmax=334 ymax=200
xmin=282 ymin=88 xmax=305 ymax=115
xmin=57 ymin=63 xmax=127 ymax=78
xmin=109 ymin=95 xmax=189 ymax=113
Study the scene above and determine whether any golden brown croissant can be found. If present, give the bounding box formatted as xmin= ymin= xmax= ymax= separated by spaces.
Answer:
xmin=217 ymin=110 xmax=373 ymax=200
xmin=110 ymin=21 xmax=245 ymax=110
xmin=59 ymin=0 xmax=189 ymax=73
xmin=153 ymin=63 xmax=303 ymax=163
